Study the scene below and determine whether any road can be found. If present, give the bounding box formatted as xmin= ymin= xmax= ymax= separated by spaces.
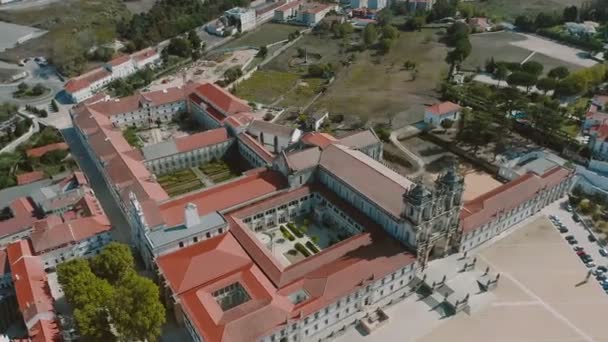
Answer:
xmin=61 ymin=127 xmax=132 ymax=244
xmin=0 ymin=60 xmax=64 ymax=105
xmin=545 ymin=201 xmax=608 ymax=274
xmin=389 ymin=125 xmax=425 ymax=178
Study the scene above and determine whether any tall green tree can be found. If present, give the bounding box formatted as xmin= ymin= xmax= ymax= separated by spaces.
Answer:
xmin=521 ymin=61 xmax=544 ymax=77
xmin=548 ymin=66 xmax=570 ymax=79
xmin=507 ymin=71 xmax=538 ymax=92
xmin=110 ymin=272 xmax=166 ymax=342
xmin=362 ymin=24 xmax=377 ymax=47
xmin=90 ymin=242 xmax=135 ymax=284
xmin=187 ymin=30 xmax=202 ymax=50
xmin=563 ymin=5 xmax=578 ymax=22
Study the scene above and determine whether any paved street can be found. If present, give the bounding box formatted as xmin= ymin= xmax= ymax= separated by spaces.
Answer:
xmin=0 ymin=60 xmax=64 ymax=105
xmin=61 ymin=127 xmax=131 ymax=244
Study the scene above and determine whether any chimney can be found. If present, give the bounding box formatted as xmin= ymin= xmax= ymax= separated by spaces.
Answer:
xmin=184 ymin=203 xmax=200 ymax=227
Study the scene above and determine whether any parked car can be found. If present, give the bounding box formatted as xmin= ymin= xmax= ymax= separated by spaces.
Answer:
xmin=593 ymin=269 xmax=604 ymax=276
xmin=566 ymin=204 xmax=573 ymax=212
xmin=587 ymin=262 xmax=597 ymax=268
xmin=600 ymin=248 xmax=608 ymax=257
xmin=602 ymin=283 xmax=608 ymax=290
xmin=574 ymin=246 xmax=584 ymax=252
xmin=598 ymin=265 xmax=608 ymax=272
xmin=559 ymin=227 xmax=569 ymax=233
xmin=566 ymin=235 xmax=575 ymax=240
xmin=596 ymin=273 xmax=606 ymax=281
xmin=577 ymin=250 xmax=587 ymax=256
xmin=573 ymin=214 xmax=580 ymax=222
xmin=589 ymin=234 xmax=597 ymax=242
xmin=569 ymin=239 xmax=579 ymax=245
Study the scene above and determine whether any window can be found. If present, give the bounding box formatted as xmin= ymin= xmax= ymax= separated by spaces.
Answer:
xmin=219 ymin=228 xmax=223 ymax=234
xmin=193 ymin=237 xmax=198 ymax=243
xmin=206 ymin=232 xmax=211 ymax=238
xmin=179 ymin=242 xmax=184 ymax=248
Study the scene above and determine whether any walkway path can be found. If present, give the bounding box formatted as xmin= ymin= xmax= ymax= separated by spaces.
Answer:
xmin=389 ymin=125 xmax=425 ymax=178
xmin=191 ymin=167 xmax=214 ymax=187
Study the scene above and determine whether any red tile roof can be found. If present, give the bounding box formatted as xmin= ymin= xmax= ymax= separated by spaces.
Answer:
xmin=26 ymin=142 xmax=69 ymax=158
xmin=0 ymin=197 xmax=37 ymax=240
xmin=301 ymin=132 xmax=337 ymax=149
xmin=158 ymin=184 xmax=416 ymax=342
xmin=6 ymin=240 xmax=55 ymax=332
xmin=109 ymin=54 xmax=131 ymax=67
xmin=194 ymin=83 xmax=252 ymax=116
xmin=158 ymin=169 xmax=286 ymax=227
xmin=237 ymin=133 xmax=275 ymax=163
xmin=591 ymin=123 xmax=608 ymax=141
xmin=426 ymin=101 xmax=461 ymax=116
xmin=30 ymin=215 xmax=112 ymax=255
xmin=461 ymin=166 xmax=572 ymax=233
xmin=29 ymin=319 xmax=61 ymax=342
xmin=17 ymin=171 xmax=46 ymax=185
xmin=132 ymin=47 xmax=159 ymax=62
xmin=64 ymin=68 xmax=112 ymax=93
xmin=175 ymin=128 xmax=230 ymax=153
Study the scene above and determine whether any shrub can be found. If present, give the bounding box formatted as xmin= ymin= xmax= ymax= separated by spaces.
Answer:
xmin=280 ymin=226 xmax=295 ymax=241
xmin=287 ymin=223 xmax=303 ymax=238
xmin=287 ymin=249 xmax=297 ymax=256
xmin=305 ymin=241 xmax=320 ymax=253
xmin=299 ymin=225 xmax=308 ymax=233
xmin=310 ymin=235 xmax=320 ymax=244
xmin=294 ymin=242 xmax=311 ymax=257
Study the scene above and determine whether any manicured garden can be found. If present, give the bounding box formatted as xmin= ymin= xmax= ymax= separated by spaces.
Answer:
xmin=199 ymin=159 xmax=239 ymax=184
xmin=157 ymin=168 xmax=204 ymax=197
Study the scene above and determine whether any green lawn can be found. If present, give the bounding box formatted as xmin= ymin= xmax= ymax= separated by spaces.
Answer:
xmin=235 ymin=70 xmax=300 ymax=104
xmin=200 ymin=160 xmax=239 ymax=184
xmin=223 ymin=23 xmax=301 ymax=49
xmin=157 ymin=168 xmax=204 ymax=197
xmin=561 ymin=121 xmax=581 ymax=138
xmin=279 ymin=78 xmax=326 ymax=108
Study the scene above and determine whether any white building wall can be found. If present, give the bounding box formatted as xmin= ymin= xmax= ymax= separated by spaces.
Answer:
xmin=145 ymin=139 xmax=234 ymax=175
xmin=39 ymin=231 xmax=112 ymax=269
xmin=423 ymin=110 xmax=460 ymax=128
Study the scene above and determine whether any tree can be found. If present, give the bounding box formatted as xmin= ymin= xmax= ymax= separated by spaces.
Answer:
xmin=224 ymin=66 xmax=243 ymax=83
xmin=381 ymin=25 xmax=399 ymax=40
xmin=362 ymin=24 xmax=377 ymax=47
xmin=440 ymin=118 xmax=454 ymax=130
xmin=187 ymin=30 xmax=202 ymax=50
xmin=458 ymin=3 xmax=475 ymax=18
xmin=17 ymin=82 xmax=28 ymax=92
xmin=536 ymin=77 xmax=557 ymax=94
xmin=110 ymin=272 xmax=166 ymax=342
xmin=308 ymin=63 xmax=333 ymax=78
xmin=31 ymin=83 xmax=47 ymax=96
xmin=514 ymin=15 xmax=536 ymax=32
xmin=404 ymin=16 xmax=426 ymax=31
xmin=495 ymin=65 xmax=509 ymax=86
xmin=548 ymin=66 xmax=570 ymax=79
xmin=90 ymin=242 xmax=135 ymax=284
xmin=167 ymin=37 xmax=192 ymax=58
xmin=379 ymin=38 xmax=394 ymax=54
xmin=445 ymin=38 xmax=472 ymax=77
xmin=563 ymin=5 xmax=578 ymax=22
xmin=535 ymin=12 xmax=559 ymax=29
xmin=332 ymin=23 xmax=353 ymax=38
xmin=51 ymin=100 xmax=59 ymax=112
xmin=521 ymin=61 xmax=544 ymax=76
xmin=72 ymin=276 xmax=115 ymax=340
xmin=579 ymin=198 xmax=594 ymax=215
xmin=429 ymin=0 xmax=457 ymax=21
xmin=257 ymin=46 xmax=268 ymax=58
xmin=507 ymin=71 xmax=538 ymax=92
xmin=376 ymin=8 xmax=393 ymax=26
xmin=445 ymin=22 xmax=469 ymax=46
xmin=555 ymin=74 xmax=587 ymax=97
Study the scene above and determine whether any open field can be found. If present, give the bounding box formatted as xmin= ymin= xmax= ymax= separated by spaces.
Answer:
xmin=420 ymin=216 xmax=608 ymax=342
xmin=123 ymin=0 xmax=156 ymax=14
xmin=157 ymin=169 xmax=204 ymax=197
xmin=312 ymin=30 xmax=447 ymax=127
xmin=264 ymin=34 xmax=346 ymax=73
xmin=471 ymin=0 xmax=585 ymax=19
xmin=235 ymin=70 xmax=300 ymax=104
xmin=0 ymin=0 xmax=130 ymax=63
xmin=465 ymin=32 xmax=595 ymax=72
xmin=222 ymin=23 xmax=300 ymax=50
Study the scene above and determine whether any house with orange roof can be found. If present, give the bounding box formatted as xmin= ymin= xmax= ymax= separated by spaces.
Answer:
xmin=64 ymin=46 xmax=161 ymax=103
xmin=26 ymin=142 xmax=69 ymax=158
xmin=424 ymin=101 xmax=462 ymax=128
xmin=16 ymin=171 xmax=46 ymax=185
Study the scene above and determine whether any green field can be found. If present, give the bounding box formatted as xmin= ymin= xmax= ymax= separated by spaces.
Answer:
xmin=235 ymin=70 xmax=300 ymax=104
xmin=312 ymin=29 xmax=447 ymax=124
xmin=199 ymin=159 xmax=239 ymax=184
xmin=472 ymin=0 xmax=585 ymax=20
xmin=223 ymin=23 xmax=301 ymax=49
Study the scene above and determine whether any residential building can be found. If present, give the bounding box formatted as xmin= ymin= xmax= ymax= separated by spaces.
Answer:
xmin=64 ymin=47 xmax=161 ymax=103
xmin=497 ymin=149 xmax=567 ymax=181
xmin=575 ymin=159 xmax=608 ymax=197
xmin=351 ymin=0 xmax=387 ymax=10
xmin=424 ymin=101 xmax=461 ymax=128
xmin=588 ymin=124 xmax=608 ymax=159
xmin=16 ymin=171 xmax=46 ymax=185
xmin=407 ymin=0 xmax=435 ymax=12
xmin=225 ymin=7 xmax=257 ymax=32
xmin=469 ymin=17 xmax=492 ymax=32
xmin=308 ymin=111 xmax=329 ymax=131
xmin=565 ymin=21 xmax=598 ymax=37
xmin=274 ymin=1 xmax=338 ymax=26
xmin=460 ymin=165 xmax=573 ymax=252
xmin=247 ymin=120 xmax=302 ymax=154
xmin=584 ymin=95 xmax=608 ymax=132
xmin=6 ymin=240 xmax=61 ymax=342
xmin=142 ymin=128 xmax=234 ymax=175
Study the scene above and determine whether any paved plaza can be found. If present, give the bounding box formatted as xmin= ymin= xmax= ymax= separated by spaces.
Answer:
xmin=338 ymin=213 xmax=608 ymax=342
